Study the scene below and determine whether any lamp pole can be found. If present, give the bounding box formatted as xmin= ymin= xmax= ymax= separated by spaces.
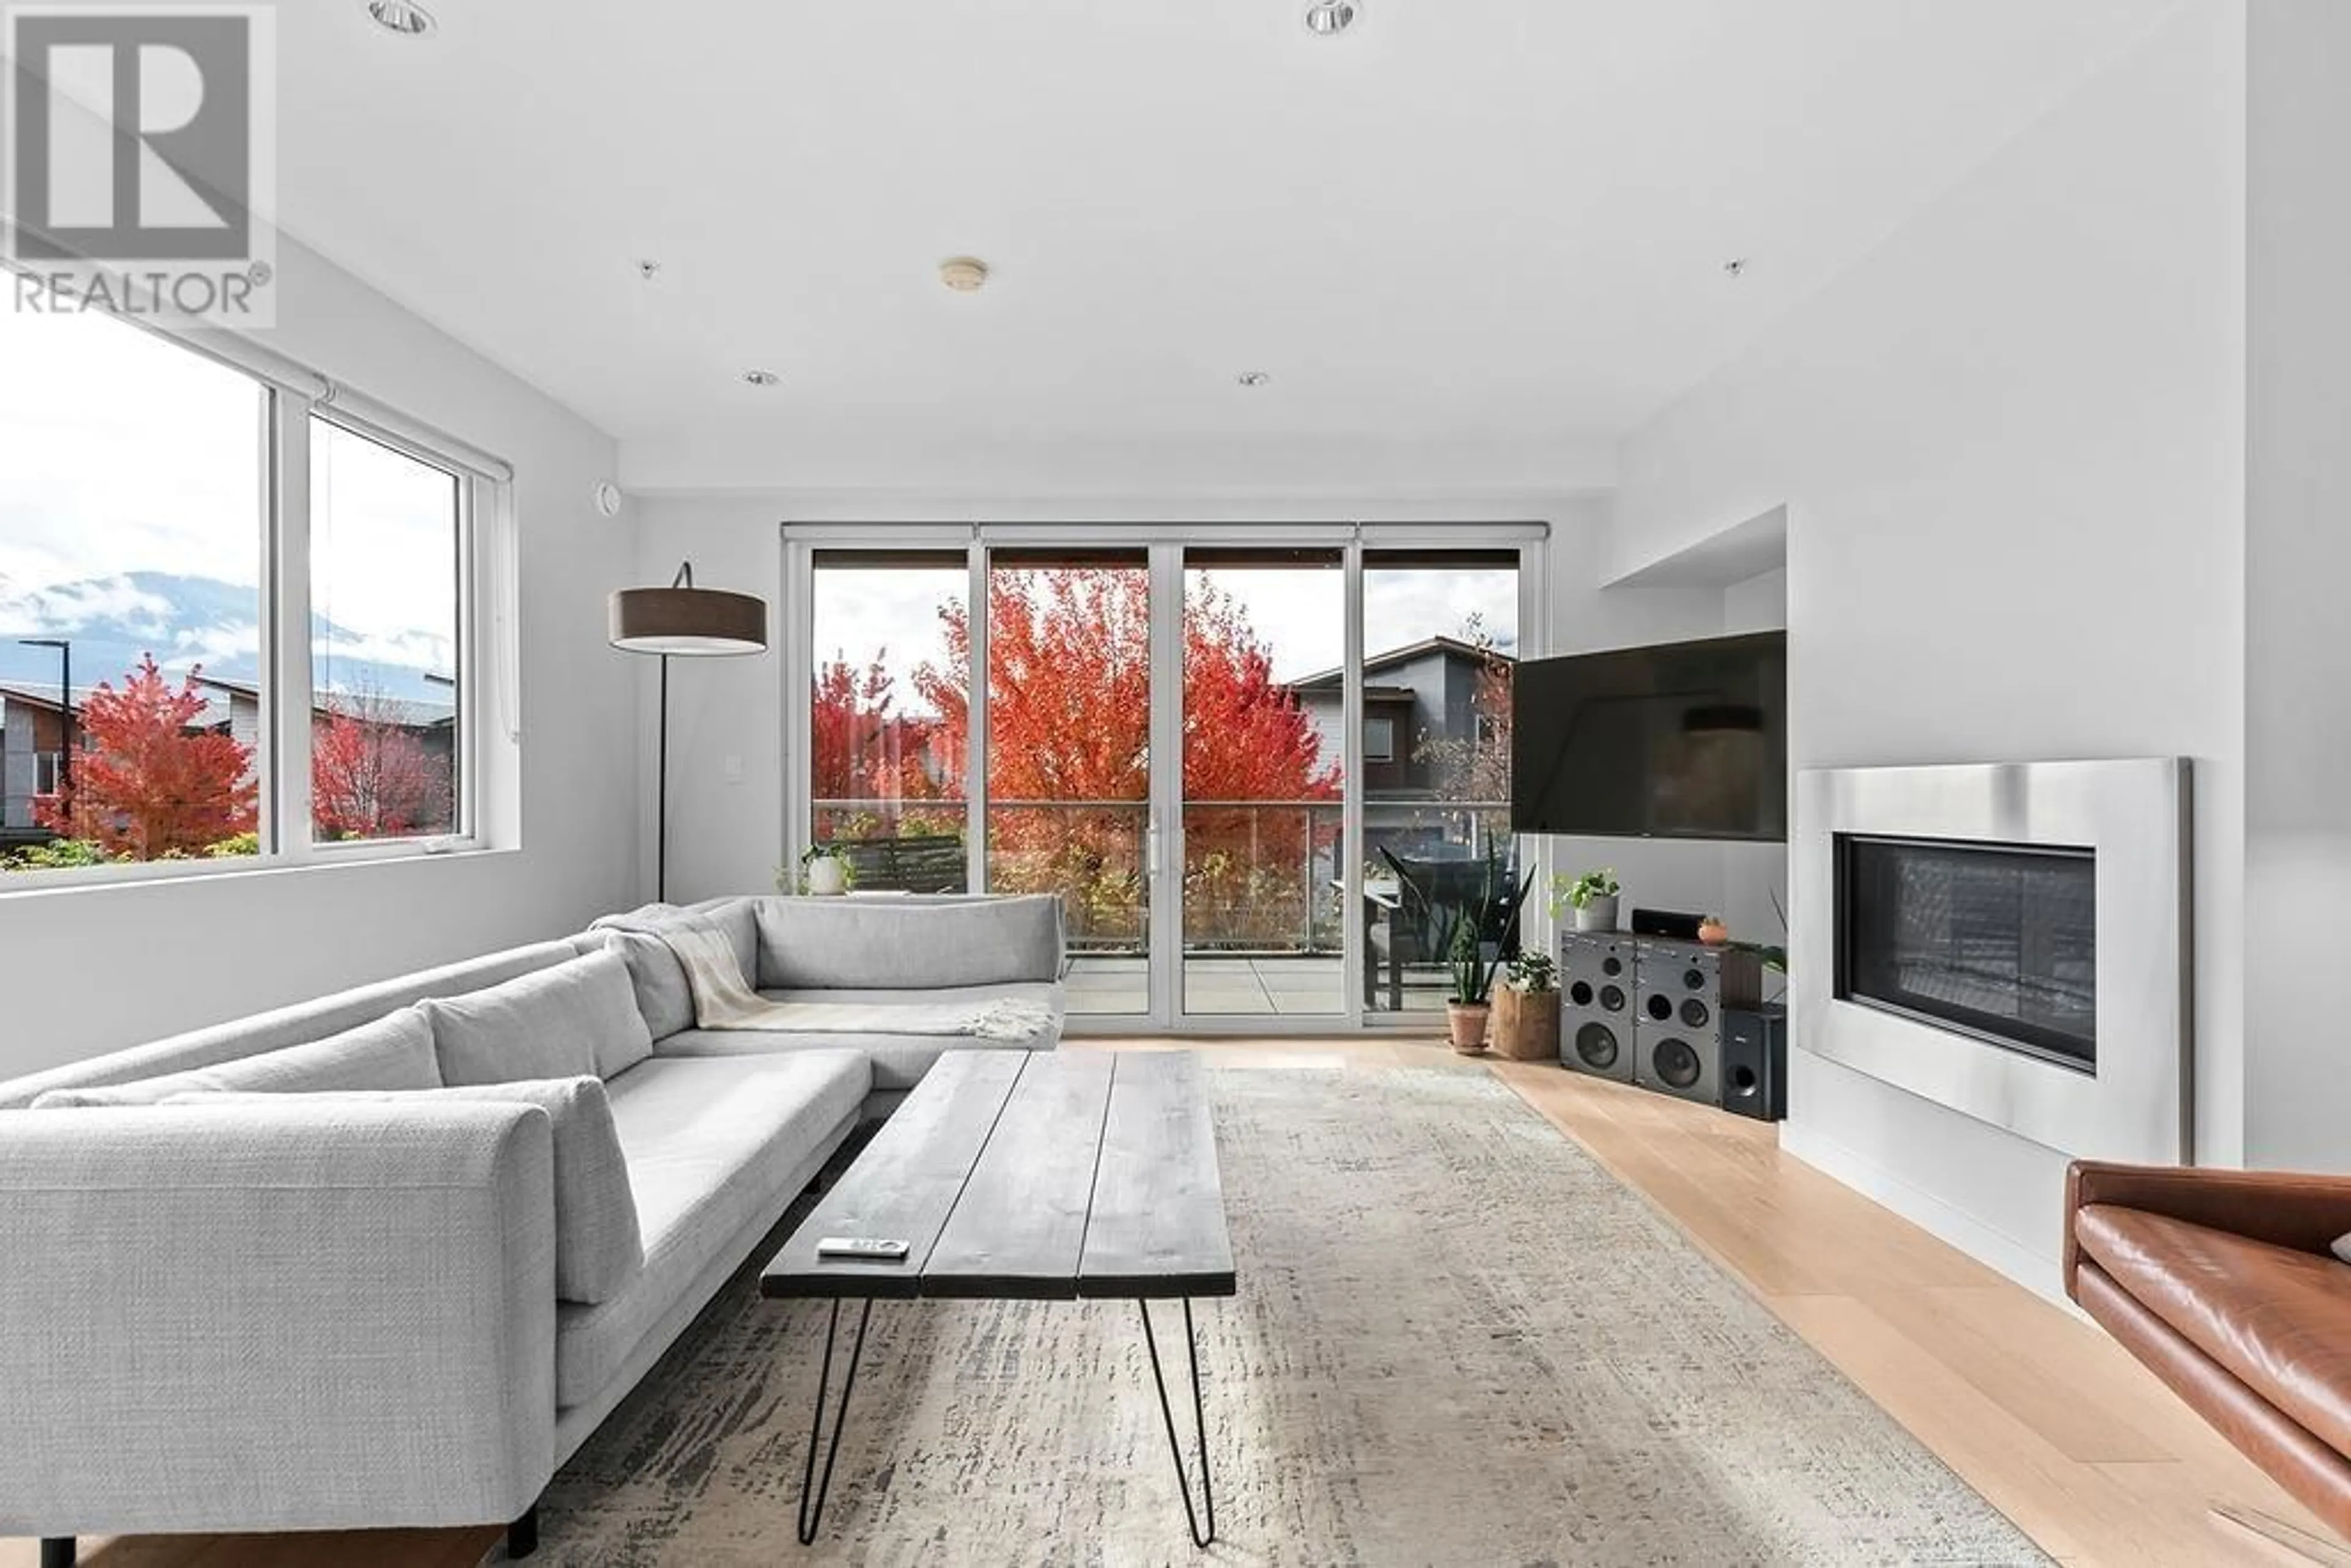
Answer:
xmin=17 ymin=637 xmax=70 ymax=800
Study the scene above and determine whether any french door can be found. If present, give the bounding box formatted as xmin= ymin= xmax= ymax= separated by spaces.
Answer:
xmin=791 ymin=525 xmax=1539 ymax=1031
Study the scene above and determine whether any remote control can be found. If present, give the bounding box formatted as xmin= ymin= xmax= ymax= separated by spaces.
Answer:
xmin=816 ymin=1236 xmax=911 ymax=1261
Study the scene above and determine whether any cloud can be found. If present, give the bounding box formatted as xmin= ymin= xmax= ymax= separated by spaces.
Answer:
xmin=0 ymin=574 xmax=174 ymax=635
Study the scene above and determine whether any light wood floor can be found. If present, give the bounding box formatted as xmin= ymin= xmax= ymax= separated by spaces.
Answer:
xmin=6 ymin=1036 xmax=2321 ymax=1567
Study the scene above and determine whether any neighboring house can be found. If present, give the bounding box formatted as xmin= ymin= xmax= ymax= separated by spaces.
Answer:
xmin=192 ymin=677 xmax=458 ymax=797
xmin=1286 ymin=637 xmax=1512 ymax=801
xmin=1 ymin=679 xmax=241 ymax=837
xmin=1 ymin=676 xmax=454 ymax=838
xmin=0 ymin=684 xmax=88 ymax=836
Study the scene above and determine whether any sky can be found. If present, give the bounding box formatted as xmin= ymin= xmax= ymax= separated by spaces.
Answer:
xmin=811 ymin=561 xmax=1520 ymax=716
xmin=0 ymin=300 xmax=457 ymax=681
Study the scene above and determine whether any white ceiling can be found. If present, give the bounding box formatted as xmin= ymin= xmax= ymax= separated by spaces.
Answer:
xmin=272 ymin=0 xmax=2176 ymax=495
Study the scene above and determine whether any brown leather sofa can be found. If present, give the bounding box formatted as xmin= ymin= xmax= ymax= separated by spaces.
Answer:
xmin=2065 ymin=1160 xmax=2351 ymax=1539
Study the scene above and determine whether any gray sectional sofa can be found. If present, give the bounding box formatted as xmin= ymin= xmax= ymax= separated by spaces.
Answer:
xmin=0 ymin=893 xmax=1064 ymax=1560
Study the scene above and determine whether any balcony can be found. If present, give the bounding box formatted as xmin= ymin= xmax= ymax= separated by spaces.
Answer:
xmin=816 ymin=795 xmax=1513 ymax=1016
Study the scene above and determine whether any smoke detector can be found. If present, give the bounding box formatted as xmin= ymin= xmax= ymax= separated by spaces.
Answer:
xmin=940 ymin=257 xmax=991 ymax=293
xmin=741 ymin=369 xmax=780 ymax=388
xmin=1305 ymin=1 xmax=1357 ymax=36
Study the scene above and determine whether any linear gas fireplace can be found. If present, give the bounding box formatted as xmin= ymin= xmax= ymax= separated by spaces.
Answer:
xmin=1836 ymin=835 xmax=2097 ymax=1073
xmin=1795 ymin=759 xmax=2190 ymax=1165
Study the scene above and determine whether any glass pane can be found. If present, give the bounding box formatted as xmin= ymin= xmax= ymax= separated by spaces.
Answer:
xmin=808 ymin=550 xmax=967 ymax=888
xmin=310 ymin=421 xmax=462 ymax=842
xmin=1362 ymin=549 xmax=1520 ymax=1013
xmin=984 ymin=550 xmax=1149 ymax=1015
xmin=0 ymin=303 xmax=267 ymax=871
xmin=1182 ymin=549 xmax=1344 ymax=1016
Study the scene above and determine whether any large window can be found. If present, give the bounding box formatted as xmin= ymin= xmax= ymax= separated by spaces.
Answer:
xmin=0 ymin=295 xmax=496 ymax=881
xmin=0 ymin=302 xmax=267 ymax=866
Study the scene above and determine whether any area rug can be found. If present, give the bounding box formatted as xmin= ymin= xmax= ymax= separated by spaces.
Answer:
xmin=534 ymin=1064 xmax=2051 ymax=1566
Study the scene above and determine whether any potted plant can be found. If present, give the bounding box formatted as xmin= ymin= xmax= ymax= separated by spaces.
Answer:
xmin=1492 ymin=950 xmax=1560 ymax=1061
xmin=1385 ymin=843 xmax=1535 ymax=1055
xmin=793 ymin=843 xmax=856 ymax=897
xmin=1556 ymin=866 xmax=1621 ymax=932
xmin=1442 ymin=923 xmax=1496 ymax=1053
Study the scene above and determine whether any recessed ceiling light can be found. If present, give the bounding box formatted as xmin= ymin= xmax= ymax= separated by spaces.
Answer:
xmin=366 ymin=0 xmax=437 ymax=38
xmin=636 ymin=260 xmax=661 ymax=282
xmin=940 ymin=257 xmax=991 ymax=293
xmin=1304 ymin=1 xmax=1357 ymax=36
xmin=1722 ymin=258 xmax=1749 ymax=279
xmin=1237 ymin=370 xmax=1271 ymax=388
xmin=742 ymin=369 xmax=780 ymax=388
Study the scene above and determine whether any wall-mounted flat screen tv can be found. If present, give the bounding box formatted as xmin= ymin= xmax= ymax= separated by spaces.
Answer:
xmin=1510 ymin=631 xmax=1787 ymax=841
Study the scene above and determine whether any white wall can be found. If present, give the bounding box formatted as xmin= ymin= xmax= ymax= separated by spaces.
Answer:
xmin=0 ymin=236 xmax=639 ymax=1076
xmin=1610 ymin=2 xmax=2248 ymax=1297
xmin=2242 ymin=0 xmax=2351 ymax=1171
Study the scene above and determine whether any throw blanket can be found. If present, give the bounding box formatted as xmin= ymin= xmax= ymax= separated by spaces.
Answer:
xmin=654 ymin=921 xmax=1051 ymax=1040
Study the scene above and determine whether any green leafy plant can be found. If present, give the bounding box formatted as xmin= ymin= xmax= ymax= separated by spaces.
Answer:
xmin=1 ymin=837 xmax=114 ymax=873
xmin=1560 ymin=867 xmax=1619 ymax=911
xmin=1504 ymin=950 xmax=1556 ymax=992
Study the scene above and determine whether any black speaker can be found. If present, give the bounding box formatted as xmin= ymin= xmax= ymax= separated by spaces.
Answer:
xmin=1557 ymin=931 xmax=1635 ymax=1082
xmin=1720 ymin=1005 xmax=1788 ymax=1122
xmin=1631 ymin=938 xmax=1762 ymax=1107
xmin=1631 ymin=907 xmax=1704 ymax=940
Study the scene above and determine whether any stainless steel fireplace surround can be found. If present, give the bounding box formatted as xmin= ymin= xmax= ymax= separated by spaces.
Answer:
xmin=1793 ymin=759 xmax=2191 ymax=1165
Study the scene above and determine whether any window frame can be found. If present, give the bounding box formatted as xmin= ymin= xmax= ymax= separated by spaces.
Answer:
xmin=304 ymin=409 xmax=481 ymax=855
xmin=0 ymin=294 xmax=509 ymax=891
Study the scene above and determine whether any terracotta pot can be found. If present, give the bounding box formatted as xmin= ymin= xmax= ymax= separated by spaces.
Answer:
xmin=1491 ymin=985 xmax=1562 ymax=1062
xmin=1697 ymin=918 xmax=1730 ymax=947
xmin=1445 ymin=1001 xmax=1492 ymax=1054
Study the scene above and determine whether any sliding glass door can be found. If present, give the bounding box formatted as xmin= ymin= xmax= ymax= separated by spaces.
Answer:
xmin=984 ymin=549 xmax=1152 ymax=1016
xmin=1180 ymin=548 xmax=1345 ymax=1017
xmin=793 ymin=529 xmax=1532 ymax=1030
xmin=1360 ymin=550 xmax=1522 ymax=1016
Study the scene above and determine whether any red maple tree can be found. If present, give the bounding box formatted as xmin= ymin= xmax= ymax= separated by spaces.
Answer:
xmin=312 ymin=689 xmax=453 ymax=840
xmin=896 ymin=569 xmax=1337 ymax=942
xmin=36 ymin=655 xmax=258 ymax=859
xmin=809 ymin=652 xmax=952 ymax=839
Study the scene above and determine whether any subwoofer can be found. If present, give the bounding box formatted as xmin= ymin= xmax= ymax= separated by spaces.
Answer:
xmin=1558 ymin=931 xmax=1636 ymax=1082
xmin=1720 ymin=1005 xmax=1788 ymax=1122
xmin=1632 ymin=939 xmax=1763 ymax=1107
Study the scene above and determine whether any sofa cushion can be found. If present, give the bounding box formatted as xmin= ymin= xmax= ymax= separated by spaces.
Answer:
xmin=589 ymin=929 xmax=697 ymax=1040
xmin=31 ymin=1008 xmax=441 ymax=1108
xmin=0 ymin=939 xmax=584 ymax=1111
xmin=176 ymin=1077 xmax=642 ymax=1306
xmin=754 ymin=895 xmax=1063 ymax=990
xmin=2077 ymin=1203 xmax=2351 ymax=1459
xmin=426 ymin=949 xmax=653 ymax=1085
xmin=652 ymin=981 xmax=1063 ymax=1091
xmin=554 ymin=1051 xmax=870 ymax=1405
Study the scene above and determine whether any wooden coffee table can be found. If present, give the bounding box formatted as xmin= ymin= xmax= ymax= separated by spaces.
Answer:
xmin=760 ymin=1049 xmax=1234 ymax=1547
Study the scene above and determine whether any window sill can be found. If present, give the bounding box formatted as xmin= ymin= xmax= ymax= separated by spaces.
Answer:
xmin=0 ymin=839 xmax=512 ymax=899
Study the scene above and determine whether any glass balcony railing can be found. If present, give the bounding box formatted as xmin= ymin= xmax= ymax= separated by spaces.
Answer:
xmin=812 ymin=795 xmax=1515 ymax=1007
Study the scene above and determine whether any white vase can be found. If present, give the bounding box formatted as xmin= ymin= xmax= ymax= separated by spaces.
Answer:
xmin=1573 ymin=894 xmax=1619 ymax=932
xmin=804 ymin=855 xmax=849 ymax=896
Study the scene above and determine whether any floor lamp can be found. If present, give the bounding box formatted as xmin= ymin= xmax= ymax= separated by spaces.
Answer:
xmin=609 ymin=561 xmax=768 ymax=902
